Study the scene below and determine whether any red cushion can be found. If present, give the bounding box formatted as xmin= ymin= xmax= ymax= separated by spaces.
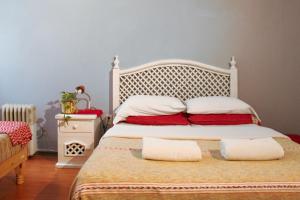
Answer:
xmin=125 ymin=113 xmax=189 ymax=125
xmin=287 ymin=134 xmax=300 ymax=144
xmin=188 ymin=114 xmax=254 ymax=125
xmin=77 ymin=109 xmax=103 ymax=117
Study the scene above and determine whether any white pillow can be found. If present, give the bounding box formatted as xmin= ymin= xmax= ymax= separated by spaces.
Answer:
xmin=113 ymin=95 xmax=186 ymax=124
xmin=185 ymin=96 xmax=257 ymax=115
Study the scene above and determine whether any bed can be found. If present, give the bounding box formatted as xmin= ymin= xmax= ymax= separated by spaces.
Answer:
xmin=0 ymin=121 xmax=31 ymax=184
xmin=70 ymin=56 xmax=300 ymax=200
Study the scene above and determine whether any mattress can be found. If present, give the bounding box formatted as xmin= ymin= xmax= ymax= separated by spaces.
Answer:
xmin=0 ymin=134 xmax=22 ymax=164
xmin=70 ymin=124 xmax=300 ymax=200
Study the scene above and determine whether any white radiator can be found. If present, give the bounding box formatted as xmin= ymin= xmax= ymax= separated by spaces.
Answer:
xmin=1 ymin=104 xmax=37 ymax=156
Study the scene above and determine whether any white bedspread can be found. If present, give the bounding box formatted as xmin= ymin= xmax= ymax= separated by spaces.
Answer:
xmin=103 ymin=124 xmax=288 ymax=140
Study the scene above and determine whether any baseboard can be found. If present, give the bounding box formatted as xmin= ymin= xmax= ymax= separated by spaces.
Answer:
xmin=36 ymin=148 xmax=57 ymax=152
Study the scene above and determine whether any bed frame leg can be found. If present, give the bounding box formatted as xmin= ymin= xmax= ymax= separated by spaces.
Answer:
xmin=15 ymin=163 xmax=24 ymax=185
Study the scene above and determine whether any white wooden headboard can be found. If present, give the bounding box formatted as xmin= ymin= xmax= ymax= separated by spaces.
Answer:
xmin=110 ymin=56 xmax=237 ymax=113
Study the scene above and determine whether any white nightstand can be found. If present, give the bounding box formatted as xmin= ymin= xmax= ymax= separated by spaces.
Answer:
xmin=55 ymin=114 xmax=101 ymax=168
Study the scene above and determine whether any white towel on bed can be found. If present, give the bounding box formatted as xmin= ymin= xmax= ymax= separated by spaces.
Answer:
xmin=220 ymin=137 xmax=284 ymax=161
xmin=142 ymin=137 xmax=202 ymax=161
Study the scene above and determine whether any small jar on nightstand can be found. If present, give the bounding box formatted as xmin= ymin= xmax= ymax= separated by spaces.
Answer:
xmin=55 ymin=113 xmax=102 ymax=168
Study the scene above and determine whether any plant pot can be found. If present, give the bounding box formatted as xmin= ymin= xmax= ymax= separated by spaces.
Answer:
xmin=61 ymin=100 xmax=78 ymax=114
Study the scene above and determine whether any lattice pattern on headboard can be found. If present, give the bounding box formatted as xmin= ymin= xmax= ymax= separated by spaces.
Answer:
xmin=119 ymin=65 xmax=230 ymax=103
xmin=110 ymin=57 xmax=237 ymax=112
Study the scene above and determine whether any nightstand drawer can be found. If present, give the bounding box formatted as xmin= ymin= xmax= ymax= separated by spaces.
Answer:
xmin=58 ymin=120 xmax=93 ymax=133
xmin=59 ymin=131 xmax=93 ymax=138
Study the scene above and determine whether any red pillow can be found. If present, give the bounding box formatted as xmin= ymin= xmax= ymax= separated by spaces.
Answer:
xmin=125 ymin=113 xmax=189 ymax=125
xmin=188 ymin=114 xmax=254 ymax=125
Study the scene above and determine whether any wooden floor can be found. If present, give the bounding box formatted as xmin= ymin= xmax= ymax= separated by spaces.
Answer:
xmin=0 ymin=153 xmax=79 ymax=200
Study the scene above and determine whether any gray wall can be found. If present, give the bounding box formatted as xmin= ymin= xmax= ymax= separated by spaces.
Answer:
xmin=0 ymin=0 xmax=299 ymax=152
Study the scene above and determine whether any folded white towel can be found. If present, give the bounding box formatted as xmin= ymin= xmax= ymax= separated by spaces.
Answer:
xmin=142 ymin=137 xmax=202 ymax=161
xmin=220 ymin=137 xmax=284 ymax=161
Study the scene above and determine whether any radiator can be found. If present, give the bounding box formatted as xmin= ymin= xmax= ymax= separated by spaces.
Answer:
xmin=1 ymin=104 xmax=37 ymax=156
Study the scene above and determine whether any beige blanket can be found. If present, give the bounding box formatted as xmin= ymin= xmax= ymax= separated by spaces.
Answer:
xmin=0 ymin=134 xmax=21 ymax=164
xmin=70 ymin=137 xmax=300 ymax=200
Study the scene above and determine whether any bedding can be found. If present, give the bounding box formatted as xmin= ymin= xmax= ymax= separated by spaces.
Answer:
xmin=104 ymin=123 xmax=286 ymax=140
xmin=113 ymin=95 xmax=186 ymax=124
xmin=125 ymin=113 xmax=189 ymax=125
xmin=185 ymin=96 xmax=260 ymax=122
xmin=0 ymin=121 xmax=32 ymax=146
xmin=187 ymin=114 xmax=254 ymax=125
xmin=185 ymin=96 xmax=254 ymax=114
xmin=70 ymin=124 xmax=300 ymax=200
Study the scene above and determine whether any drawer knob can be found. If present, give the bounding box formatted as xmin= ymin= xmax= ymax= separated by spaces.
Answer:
xmin=72 ymin=125 xmax=78 ymax=130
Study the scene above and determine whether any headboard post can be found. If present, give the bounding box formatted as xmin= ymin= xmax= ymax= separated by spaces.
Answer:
xmin=110 ymin=55 xmax=120 ymax=113
xmin=229 ymin=56 xmax=238 ymax=98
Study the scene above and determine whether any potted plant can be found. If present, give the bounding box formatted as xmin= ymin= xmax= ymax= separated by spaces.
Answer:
xmin=60 ymin=92 xmax=78 ymax=114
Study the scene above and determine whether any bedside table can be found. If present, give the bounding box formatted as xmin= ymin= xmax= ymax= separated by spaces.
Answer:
xmin=55 ymin=114 xmax=101 ymax=168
